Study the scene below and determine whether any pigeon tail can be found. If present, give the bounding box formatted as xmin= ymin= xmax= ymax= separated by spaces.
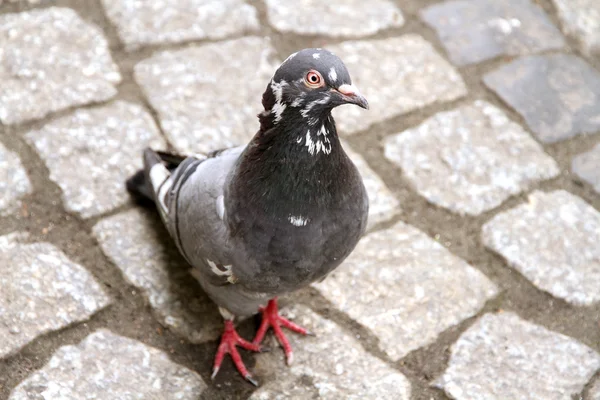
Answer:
xmin=125 ymin=148 xmax=186 ymax=205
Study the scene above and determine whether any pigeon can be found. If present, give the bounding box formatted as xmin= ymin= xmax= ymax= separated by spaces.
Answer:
xmin=126 ymin=48 xmax=369 ymax=385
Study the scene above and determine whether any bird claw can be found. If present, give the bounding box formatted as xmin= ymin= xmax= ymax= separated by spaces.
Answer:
xmin=212 ymin=320 xmax=261 ymax=385
xmin=252 ymin=298 xmax=312 ymax=365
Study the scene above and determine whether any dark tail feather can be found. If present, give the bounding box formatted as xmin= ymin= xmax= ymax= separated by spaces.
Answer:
xmin=126 ymin=148 xmax=186 ymax=206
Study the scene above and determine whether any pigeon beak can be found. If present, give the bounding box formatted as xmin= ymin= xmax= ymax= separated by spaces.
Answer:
xmin=336 ymin=84 xmax=369 ymax=109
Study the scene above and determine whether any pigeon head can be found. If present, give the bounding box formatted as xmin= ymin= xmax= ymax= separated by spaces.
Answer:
xmin=261 ymin=48 xmax=368 ymax=129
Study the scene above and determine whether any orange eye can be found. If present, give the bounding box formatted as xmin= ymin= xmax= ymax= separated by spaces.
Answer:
xmin=305 ymin=70 xmax=323 ymax=87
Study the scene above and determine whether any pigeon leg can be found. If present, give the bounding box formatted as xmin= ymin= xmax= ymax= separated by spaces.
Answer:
xmin=252 ymin=298 xmax=313 ymax=366
xmin=212 ymin=319 xmax=262 ymax=386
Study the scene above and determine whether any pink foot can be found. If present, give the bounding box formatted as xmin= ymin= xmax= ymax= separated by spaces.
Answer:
xmin=212 ymin=320 xmax=262 ymax=386
xmin=252 ymin=298 xmax=313 ymax=365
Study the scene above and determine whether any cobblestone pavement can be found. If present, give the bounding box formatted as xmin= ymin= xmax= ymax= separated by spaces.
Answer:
xmin=1 ymin=0 xmax=599 ymax=399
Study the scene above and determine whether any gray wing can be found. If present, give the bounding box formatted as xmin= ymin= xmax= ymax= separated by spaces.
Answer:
xmin=146 ymin=145 xmax=245 ymax=287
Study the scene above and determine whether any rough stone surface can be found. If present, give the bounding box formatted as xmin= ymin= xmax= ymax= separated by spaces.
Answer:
xmin=435 ymin=312 xmax=600 ymax=400
xmin=572 ymin=143 xmax=600 ymax=194
xmin=421 ymin=0 xmax=565 ymax=66
xmin=101 ymin=0 xmax=260 ymax=50
xmin=590 ymin=377 xmax=600 ymax=400
xmin=482 ymin=190 xmax=600 ymax=306
xmin=9 ymin=329 xmax=206 ymax=399
xmin=552 ymin=0 xmax=600 ymax=56
xmin=25 ymin=101 xmax=165 ymax=218
xmin=250 ymin=305 xmax=411 ymax=399
xmin=383 ymin=101 xmax=559 ymax=216
xmin=93 ymin=209 xmax=223 ymax=343
xmin=314 ymin=221 xmax=498 ymax=361
xmin=331 ymin=35 xmax=467 ymax=135
xmin=0 ymin=233 xmax=110 ymax=359
xmin=135 ymin=37 xmax=278 ymax=154
xmin=343 ymin=142 xmax=399 ymax=229
xmin=265 ymin=0 xmax=404 ymax=37
xmin=0 ymin=143 xmax=32 ymax=216
xmin=0 ymin=7 xmax=121 ymax=125
xmin=484 ymin=54 xmax=600 ymax=143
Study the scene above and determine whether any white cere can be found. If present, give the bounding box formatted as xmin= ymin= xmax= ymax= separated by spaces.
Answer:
xmin=289 ymin=215 xmax=309 ymax=226
xmin=206 ymin=259 xmax=233 ymax=277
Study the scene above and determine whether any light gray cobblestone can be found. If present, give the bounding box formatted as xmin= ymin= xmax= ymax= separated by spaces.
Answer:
xmin=0 ymin=7 xmax=121 ymax=125
xmin=251 ymin=305 xmax=411 ymax=400
xmin=331 ymin=35 xmax=467 ymax=135
xmin=314 ymin=221 xmax=498 ymax=361
xmin=265 ymin=0 xmax=404 ymax=37
xmin=25 ymin=101 xmax=165 ymax=218
xmin=93 ymin=209 xmax=223 ymax=343
xmin=482 ymin=190 xmax=600 ymax=306
xmin=135 ymin=37 xmax=279 ymax=154
xmin=9 ymin=329 xmax=207 ymax=399
xmin=0 ymin=233 xmax=110 ymax=359
xmin=101 ymin=0 xmax=260 ymax=50
xmin=384 ymin=101 xmax=559 ymax=215
xmin=435 ymin=312 xmax=600 ymax=400
xmin=552 ymin=0 xmax=600 ymax=56
xmin=0 ymin=143 xmax=32 ymax=216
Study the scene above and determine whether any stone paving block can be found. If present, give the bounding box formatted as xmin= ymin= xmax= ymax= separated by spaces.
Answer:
xmin=572 ymin=143 xmax=600 ymax=194
xmin=552 ymin=0 xmax=600 ymax=56
xmin=250 ymin=305 xmax=411 ymax=400
xmin=343 ymin=142 xmax=399 ymax=229
xmin=484 ymin=54 xmax=600 ymax=143
xmin=25 ymin=101 xmax=165 ymax=218
xmin=384 ymin=101 xmax=559 ymax=216
xmin=0 ymin=233 xmax=110 ymax=359
xmin=331 ymin=35 xmax=467 ymax=135
xmin=590 ymin=377 xmax=600 ymax=400
xmin=435 ymin=312 xmax=600 ymax=400
xmin=420 ymin=0 xmax=565 ymax=66
xmin=0 ymin=143 xmax=32 ymax=216
xmin=265 ymin=0 xmax=404 ymax=37
xmin=101 ymin=0 xmax=260 ymax=50
xmin=135 ymin=37 xmax=279 ymax=154
xmin=9 ymin=329 xmax=206 ymax=399
xmin=314 ymin=221 xmax=498 ymax=361
xmin=482 ymin=190 xmax=600 ymax=306
xmin=0 ymin=7 xmax=121 ymax=125
xmin=93 ymin=209 xmax=223 ymax=343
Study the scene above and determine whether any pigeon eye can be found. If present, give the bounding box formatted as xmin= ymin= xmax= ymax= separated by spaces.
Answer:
xmin=305 ymin=71 xmax=323 ymax=87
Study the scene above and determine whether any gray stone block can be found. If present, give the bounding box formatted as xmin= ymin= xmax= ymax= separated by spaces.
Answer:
xmin=435 ymin=312 xmax=600 ymax=400
xmin=484 ymin=54 xmax=600 ymax=143
xmin=421 ymin=0 xmax=565 ymax=66
xmin=482 ymin=190 xmax=600 ymax=305
xmin=552 ymin=0 xmax=600 ymax=56
xmin=331 ymin=35 xmax=467 ymax=135
xmin=314 ymin=221 xmax=498 ymax=361
xmin=265 ymin=0 xmax=404 ymax=37
xmin=9 ymin=329 xmax=206 ymax=399
xmin=0 ymin=233 xmax=110 ymax=359
xmin=0 ymin=7 xmax=121 ymax=125
xmin=572 ymin=143 xmax=600 ymax=194
xmin=250 ymin=305 xmax=411 ymax=399
xmin=101 ymin=0 xmax=260 ymax=50
xmin=384 ymin=101 xmax=559 ymax=215
xmin=93 ymin=209 xmax=223 ymax=343
xmin=135 ymin=37 xmax=279 ymax=154
xmin=0 ymin=143 xmax=32 ymax=216
xmin=25 ymin=101 xmax=165 ymax=218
